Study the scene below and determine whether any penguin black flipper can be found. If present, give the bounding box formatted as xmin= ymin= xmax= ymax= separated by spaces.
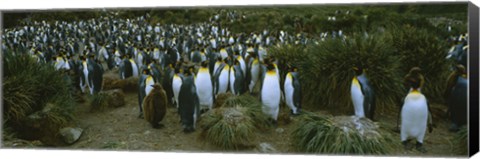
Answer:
xmin=234 ymin=65 xmax=245 ymax=95
xmin=92 ymin=62 xmax=104 ymax=93
xmin=358 ymin=74 xmax=375 ymax=120
xmin=213 ymin=63 xmax=225 ymax=95
xmin=426 ymin=100 xmax=435 ymax=133
xmin=138 ymin=74 xmax=147 ymax=114
xmin=292 ymin=72 xmax=302 ymax=112
xmin=124 ymin=59 xmax=133 ymax=78
xmin=258 ymin=64 xmax=267 ymax=101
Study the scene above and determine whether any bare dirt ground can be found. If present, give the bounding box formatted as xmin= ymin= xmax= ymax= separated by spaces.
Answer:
xmin=2 ymin=70 xmax=468 ymax=157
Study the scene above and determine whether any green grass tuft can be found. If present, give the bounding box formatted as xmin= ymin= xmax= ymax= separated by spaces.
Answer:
xmin=3 ymin=52 xmax=76 ymax=144
xmin=291 ymin=112 xmax=395 ymax=155
xmin=199 ymin=94 xmax=272 ymax=150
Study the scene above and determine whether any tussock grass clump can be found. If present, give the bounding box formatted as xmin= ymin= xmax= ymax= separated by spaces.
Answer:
xmin=3 ymin=52 xmax=76 ymax=145
xmin=199 ymin=94 xmax=271 ymax=150
xmin=90 ymin=89 xmax=126 ymax=112
xmin=385 ymin=24 xmax=452 ymax=102
xmin=272 ymin=34 xmax=403 ymax=113
xmin=291 ymin=112 xmax=395 ymax=155
xmin=454 ymin=126 xmax=468 ymax=155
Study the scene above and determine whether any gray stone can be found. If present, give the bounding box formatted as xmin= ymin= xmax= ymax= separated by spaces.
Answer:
xmin=60 ymin=127 xmax=83 ymax=144
xmin=275 ymin=128 xmax=284 ymax=134
xmin=256 ymin=142 xmax=277 ymax=153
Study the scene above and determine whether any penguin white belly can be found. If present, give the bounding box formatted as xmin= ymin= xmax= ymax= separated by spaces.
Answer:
xmin=144 ymin=76 xmax=155 ymax=97
xmin=153 ymin=50 xmax=160 ymax=60
xmin=284 ymin=73 xmax=297 ymax=113
xmin=351 ymin=79 xmax=365 ymax=118
xmin=218 ymin=68 xmax=230 ymax=94
xmin=261 ymin=74 xmax=281 ymax=120
xmin=249 ymin=61 xmax=260 ymax=92
xmin=137 ymin=53 xmax=143 ymax=68
xmin=195 ymin=72 xmax=213 ymax=109
xmin=214 ymin=62 xmax=221 ymax=74
xmin=130 ymin=59 xmax=139 ymax=77
xmin=220 ymin=50 xmax=228 ymax=60
xmin=172 ymin=75 xmax=183 ymax=108
xmin=82 ymin=62 xmax=90 ymax=93
xmin=238 ymin=57 xmax=246 ymax=77
xmin=229 ymin=66 xmax=236 ymax=94
xmin=401 ymin=94 xmax=428 ymax=142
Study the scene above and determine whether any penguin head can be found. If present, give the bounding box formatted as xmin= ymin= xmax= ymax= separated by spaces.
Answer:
xmin=455 ymin=64 xmax=466 ymax=75
xmin=266 ymin=62 xmax=276 ymax=72
xmin=142 ymin=67 xmax=151 ymax=75
xmin=200 ymin=61 xmax=208 ymax=68
xmin=407 ymin=78 xmax=421 ymax=90
xmin=352 ymin=65 xmax=364 ymax=76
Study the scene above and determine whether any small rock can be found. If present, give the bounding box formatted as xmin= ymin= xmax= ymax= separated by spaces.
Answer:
xmin=60 ymin=127 xmax=83 ymax=145
xmin=275 ymin=128 xmax=284 ymax=134
xmin=256 ymin=142 xmax=277 ymax=153
xmin=144 ymin=130 xmax=151 ymax=135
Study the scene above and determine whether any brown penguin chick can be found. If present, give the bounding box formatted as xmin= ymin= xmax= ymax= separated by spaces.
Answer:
xmin=142 ymin=83 xmax=168 ymax=129
xmin=403 ymin=67 xmax=424 ymax=91
xmin=444 ymin=64 xmax=467 ymax=99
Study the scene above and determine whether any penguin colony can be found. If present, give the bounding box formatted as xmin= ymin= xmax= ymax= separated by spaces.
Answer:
xmin=2 ymin=10 xmax=468 ymax=152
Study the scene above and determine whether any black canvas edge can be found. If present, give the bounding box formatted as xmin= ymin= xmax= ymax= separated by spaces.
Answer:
xmin=468 ymin=1 xmax=479 ymax=157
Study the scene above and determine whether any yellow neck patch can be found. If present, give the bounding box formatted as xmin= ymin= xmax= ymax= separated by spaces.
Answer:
xmin=146 ymin=76 xmax=154 ymax=84
xmin=287 ymin=72 xmax=293 ymax=80
xmin=352 ymin=77 xmax=360 ymax=87
xmin=267 ymin=70 xmax=276 ymax=76
xmin=199 ymin=67 xmax=208 ymax=73
xmin=410 ymin=89 xmax=421 ymax=95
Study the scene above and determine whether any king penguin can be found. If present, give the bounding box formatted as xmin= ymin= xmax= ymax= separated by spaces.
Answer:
xmin=138 ymin=66 xmax=156 ymax=118
xmin=284 ymin=65 xmax=302 ymax=115
xmin=445 ymin=64 xmax=468 ymax=132
xmin=247 ymin=52 xmax=261 ymax=94
xmin=229 ymin=58 xmax=246 ymax=95
xmin=195 ymin=61 xmax=214 ymax=112
xmin=178 ymin=66 xmax=200 ymax=133
xmin=396 ymin=67 xmax=425 ymax=131
xmin=172 ymin=62 xmax=184 ymax=110
xmin=213 ymin=57 xmax=231 ymax=96
xmin=350 ymin=65 xmax=376 ymax=120
xmin=401 ymin=77 xmax=435 ymax=153
xmin=260 ymin=62 xmax=281 ymax=126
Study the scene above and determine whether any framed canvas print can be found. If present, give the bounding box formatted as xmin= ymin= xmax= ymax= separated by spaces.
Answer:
xmin=0 ymin=0 xmax=478 ymax=158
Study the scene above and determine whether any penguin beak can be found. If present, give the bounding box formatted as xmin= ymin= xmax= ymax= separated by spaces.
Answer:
xmin=352 ymin=66 xmax=358 ymax=71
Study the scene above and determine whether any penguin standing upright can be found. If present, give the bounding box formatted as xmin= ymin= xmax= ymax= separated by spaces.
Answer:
xmin=247 ymin=53 xmax=261 ymax=93
xmin=229 ymin=58 xmax=245 ymax=95
xmin=260 ymin=62 xmax=281 ymax=126
xmin=195 ymin=61 xmax=214 ymax=112
xmin=284 ymin=65 xmax=302 ymax=115
xmin=128 ymin=54 xmax=139 ymax=78
xmin=138 ymin=67 xmax=155 ymax=118
xmin=350 ymin=65 xmax=376 ymax=120
xmin=142 ymin=83 xmax=168 ymax=129
xmin=178 ymin=66 xmax=200 ymax=133
xmin=445 ymin=64 xmax=468 ymax=132
xmin=172 ymin=63 xmax=184 ymax=110
xmin=213 ymin=58 xmax=231 ymax=96
xmin=396 ymin=67 xmax=425 ymax=131
xmin=163 ymin=63 xmax=175 ymax=107
xmin=78 ymin=55 xmax=89 ymax=93
xmin=401 ymin=77 xmax=435 ymax=153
